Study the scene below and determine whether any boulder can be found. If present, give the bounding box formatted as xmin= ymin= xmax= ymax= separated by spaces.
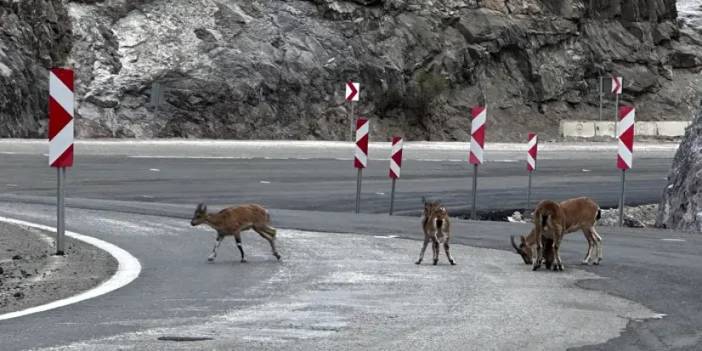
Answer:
xmin=657 ymin=103 xmax=702 ymax=231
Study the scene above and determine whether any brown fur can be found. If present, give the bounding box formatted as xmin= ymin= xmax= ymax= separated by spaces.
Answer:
xmin=416 ymin=198 xmax=456 ymax=265
xmin=510 ymin=197 xmax=603 ymax=269
xmin=191 ymin=203 xmax=280 ymax=262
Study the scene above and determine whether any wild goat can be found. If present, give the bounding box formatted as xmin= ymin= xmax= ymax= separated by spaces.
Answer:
xmin=510 ymin=197 xmax=602 ymax=269
xmin=190 ymin=203 xmax=281 ymax=263
xmin=416 ymin=198 xmax=456 ymax=265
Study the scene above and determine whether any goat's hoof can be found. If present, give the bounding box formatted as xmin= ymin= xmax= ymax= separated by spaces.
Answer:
xmin=433 ymin=260 xmax=438 ymax=266
xmin=581 ymin=260 xmax=590 ymax=265
xmin=449 ymin=260 xmax=456 ymax=266
xmin=240 ymin=259 xmax=247 ymax=263
xmin=274 ymin=253 xmax=281 ymax=261
xmin=415 ymin=260 xmax=422 ymax=265
xmin=207 ymin=257 xmax=214 ymax=262
xmin=593 ymin=261 xmax=600 ymax=266
xmin=532 ymin=265 xmax=540 ymax=271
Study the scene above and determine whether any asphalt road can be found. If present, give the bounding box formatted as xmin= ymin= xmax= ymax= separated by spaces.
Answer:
xmin=0 ymin=141 xmax=678 ymax=216
xmin=0 ymin=140 xmax=698 ymax=350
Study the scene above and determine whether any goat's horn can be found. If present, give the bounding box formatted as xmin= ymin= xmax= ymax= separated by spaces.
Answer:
xmin=510 ymin=235 xmax=521 ymax=253
xmin=196 ymin=203 xmax=204 ymax=211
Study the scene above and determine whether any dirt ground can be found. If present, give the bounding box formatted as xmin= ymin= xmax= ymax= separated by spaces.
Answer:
xmin=0 ymin=222 xmax=117 ymax=315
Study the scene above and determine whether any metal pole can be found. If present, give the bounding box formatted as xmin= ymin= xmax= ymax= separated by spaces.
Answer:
xmin=618 ymin=169 xmax=626 ymax=227
xmin=471 ymin=164 xmax=478 ymax=220
xmin=389 ymin=178 xmax=397 ymax=215
xmin=56 ymin=167 xmax=65 ymax=255
xmin=355 ymin=168 xmax=362 ymax=214
xmin=598 ymin=76 xmax=603 ymax=121
xmin=527 ymin=170 xmax=533 ymax=212
xmin=350 ymin=103 xmax=355 ymax=142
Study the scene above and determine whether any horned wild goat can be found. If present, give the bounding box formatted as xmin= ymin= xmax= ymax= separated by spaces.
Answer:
xmin=416 ymin=198 xmax=456 ymax=266
xmin=190 ymin=203 xmax=281 ymax=262
xmin=510 ymin=197 xmax=602 ymax=270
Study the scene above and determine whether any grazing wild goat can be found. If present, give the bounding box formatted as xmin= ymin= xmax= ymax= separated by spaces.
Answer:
xmin=190 ymin=203 xmax=281 ymax=262
xmin=510 ymin=197 xmax=602 ymax=270
xmin=416 ymin=198 xmax=456 ymax=266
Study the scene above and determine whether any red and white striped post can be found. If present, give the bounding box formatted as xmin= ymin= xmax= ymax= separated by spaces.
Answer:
xmin=354 ymin=117 xmax=369 ymax=213
xmin=388 ymin=136 xmax=403 ymax=215
xmin=469 ymin=106 xmax=486 ymax=220
xmin=617 ymin=106 xmax=635 ymax=227
xmin=49 ymin=68 xmax=75 ymax=255
xmin=526 ymin=133 xmax=538 ymax=210
xmin=612 ymin=76 xmax=623 ymax=125
xmin=346 ymin=81 xmax=360 ymax=141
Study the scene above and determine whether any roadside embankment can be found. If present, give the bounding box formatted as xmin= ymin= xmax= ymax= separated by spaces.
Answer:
xmin=0 ymin=221 xmax=116 ymax=315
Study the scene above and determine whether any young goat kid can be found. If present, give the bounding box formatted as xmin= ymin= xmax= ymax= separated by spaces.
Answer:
xmin=191 ymin=203 xmax=281 ymax=263
xmin=416 ymin=198 xmax=456 ymax=266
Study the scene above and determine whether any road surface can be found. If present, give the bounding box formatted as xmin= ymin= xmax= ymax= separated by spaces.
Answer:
xmin=0 ymin=140 xmax=698 ymax=350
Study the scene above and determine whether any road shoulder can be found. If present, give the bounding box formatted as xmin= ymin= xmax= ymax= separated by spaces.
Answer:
xmin=0 ymin=221 xmax=117 ymax=315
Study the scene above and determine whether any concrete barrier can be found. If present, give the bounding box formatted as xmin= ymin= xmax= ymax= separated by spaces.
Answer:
xmin=635 ymin=122 xmax=658 ymax=137
xmin=561 ymin=120 xmax=690 ymax=139
xmin=560 ymin=121 xmax=595 ymax=138
xmin=594 ymin=121 xmax=615 ymax=137
xmin=656 ymin=121 xmax=690 ymax=137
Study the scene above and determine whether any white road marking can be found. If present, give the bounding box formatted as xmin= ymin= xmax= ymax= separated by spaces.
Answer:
xmin=375 ymin=192 xmax=385 ymax=195
xmin=0 ymin=217 xmax=142 ymax=321
xmin=141 ymin=195 xmax=155 ymax=199
xmin=582 ymin=169 xmax=591 ymax=172
xmin=373 ymin=235 xmax=399 ymax=239
xmin=660 ymin=238 xmax=686 ymax=242
xmin=149 ymin=168 xmax=160 ymax=172
xmin=130 ymin=156 xmax=254 ymax=159
xmin=6 ymin=184 xmax=17 ymax=187
xmin=260 ymin=181 xmax=271 ymax=184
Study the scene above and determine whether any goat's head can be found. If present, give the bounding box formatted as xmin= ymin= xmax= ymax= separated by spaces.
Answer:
xmin=422 ymin=197 xmax=442 ymax=218
xmin=191 ymin=203 xmax=208 ymax=226
xmin=510 ymin=235 xmax=533 ymax=264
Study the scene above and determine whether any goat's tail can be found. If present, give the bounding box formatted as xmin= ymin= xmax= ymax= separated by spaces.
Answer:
xmin=596 ymin=208 xmax=602 ymax=221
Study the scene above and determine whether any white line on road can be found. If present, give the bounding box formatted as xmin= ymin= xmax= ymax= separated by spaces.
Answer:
xmin=149 ymin=168 xmax=160 ymax=172
xmin=660 ymin=238 xmax=686 ymax=242
xmin=0 ymin=217 xmax=142 ymax=321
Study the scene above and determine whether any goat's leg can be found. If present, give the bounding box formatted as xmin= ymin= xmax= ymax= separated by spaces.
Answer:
xmin=232 ymin=231 xmax=246 ymax=263
xmin=443 ymin=241 xmax=456 ymax=265
xmin=553 ymin=235 xmax=564 ymax=271
xmin=581 ymin=229 xmax=594 ymax=265
xmin=254 ymin=227 xmax=281 ymax=261
xmin=416 ymin=237 xmax=430 ymax=265
xmin=591 ymin=227 xmax=603 ymax=265
xmin=532 ymin=237 xmax=543 ymax=271
xmin=208 ymin=236 xmax=223 ymax=262
xmin=432 ymin=239 xmax=440 ymax=265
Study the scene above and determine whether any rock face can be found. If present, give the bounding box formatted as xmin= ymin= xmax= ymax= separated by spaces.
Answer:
xmin=2 ymin=0 xmax=702 ymax=140
xmin=0 ymin=0 xmax=72 ymax=137
xmin=657 ymin=104 xmax=702 ymax=231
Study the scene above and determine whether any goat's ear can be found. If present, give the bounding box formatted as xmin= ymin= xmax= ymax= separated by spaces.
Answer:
xmin=520 ymin=235 xmax=526 ymax=244
xmin=202 ymin=204 xmax=207 ymax=213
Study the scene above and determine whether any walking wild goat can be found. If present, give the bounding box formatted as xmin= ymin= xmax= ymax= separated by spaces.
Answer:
xmin=416 ymin=197 xmax=456 ymax=266
xmin=191 ymin=203 xmax=281 ymax=262
xmin=510 ymin=197 xmax=602 ymax=270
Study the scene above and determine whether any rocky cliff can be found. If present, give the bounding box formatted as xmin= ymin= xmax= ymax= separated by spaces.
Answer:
xmin=657 ymin=103 xmax=702 ymax=231
xmin=0 ymin=0 xmax=72 ymax=137
xmin=2 ymin=0 xmax=702 ymax=140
